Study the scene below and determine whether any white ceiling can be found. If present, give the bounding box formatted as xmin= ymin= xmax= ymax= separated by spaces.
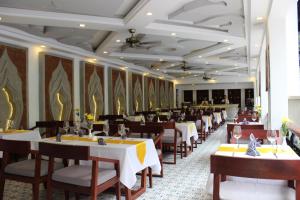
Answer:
xmin=0 ymin=0 xmax=271 ymax=83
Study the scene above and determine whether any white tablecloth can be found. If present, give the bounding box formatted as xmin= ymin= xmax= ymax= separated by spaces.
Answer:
xmin=0 ymin=129 xmax=41 ymax=141
xmin=222 ymin=110 xmax=227 ymax=120
xmin=213 ymin=112 xmax=222 ymax=124
xmin=32 ymin=136 xmax=161 ymax=189
xmin=126 ymin=115 xmax=145 ymax=122
xmin=215 ymin=144 xmax=299 ymax=160
xmin=176 ymin=122 xmax=198 ymax=146
xmin=202 ymin=115 xmax=212 ymax=132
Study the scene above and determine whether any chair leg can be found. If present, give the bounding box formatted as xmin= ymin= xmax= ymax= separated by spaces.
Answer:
xmin=64 ymin=191 xmax=69 ymax=200
xmin=75 ymin=193 xmax=80 ymax=200
xmin=46 ymin=181 xmax=52 ymax=200
xmin=91 ymin=191 xmax=97 ymax=200
xmin=148 ymin=167 xmax=153 ymax=188
xmin=0 ymin=178 xmax=5 ymax=200
xmin=160 ymin=158 xmax=164 ymax=177
xmin=32 ymin=183 xmax=39 ymax=200
xmin=115 ymin=181 xmax=121 ymax=200
xmin=174 ymin=144 xmax=177 ymax=164
xmin=180 ymin=143 xmax=183 ymax=159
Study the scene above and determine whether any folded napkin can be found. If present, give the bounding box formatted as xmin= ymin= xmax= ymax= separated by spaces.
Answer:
xmin=246 ymin=133 xmax=261 ymax=156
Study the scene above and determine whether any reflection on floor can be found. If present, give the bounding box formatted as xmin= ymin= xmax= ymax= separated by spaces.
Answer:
xmin=3 ymin=125 xmax=227 ymax=200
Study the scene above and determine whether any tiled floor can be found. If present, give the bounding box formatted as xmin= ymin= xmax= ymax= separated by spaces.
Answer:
xmin=3 ymin=125 xmax=227 ymax=200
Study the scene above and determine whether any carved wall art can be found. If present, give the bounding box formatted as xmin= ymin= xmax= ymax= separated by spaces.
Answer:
xmin=132 ymin=73 xmax=143 ymax=112
xmin=81 ymin=62 xmax=104 ymax=120
xmin=148 ymin=77 xmax=156 ymax=110
xmin=41 ymin=54 xmax=73 ymax=121
xmin=0 ymin=44 xmax=27 ymax=129
xmin=112 ymin=69 xmax=126 ymax=115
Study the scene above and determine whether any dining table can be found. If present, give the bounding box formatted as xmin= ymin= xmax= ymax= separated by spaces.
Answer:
xmin=213 ymin=112 xmax=222 ymax=125
xmin=0 ymin=129 xmax=41 ymax=141
xmin=175 ymin=122 xmax=198 ymax=146
xmin=202 ymin=115 xmax=213 ymax=133
xmin=30 ymin=135 xmax=161 ymax=200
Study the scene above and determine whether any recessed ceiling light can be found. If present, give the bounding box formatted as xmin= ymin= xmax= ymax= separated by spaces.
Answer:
xmin=103 ymin=51 xmax=108 ymax=54
xmin=171 ymin=33 xmax=176 ymax=36
xmin=216 ymin=70 xmax=218 ymax=73
xmin=206 ymin=61 xmax=209 ymax=64
xmin=124 ymin=67 xmax=128 ymax=69
xmin=0 ymin=17 xmax=2 ymax=21
xmin=256 ymin=16 xmax=264 ymax=21
xmin=198 ymin=55 xmax=202 ymax=58
xmin=120 ymin=57 xmax=124 ymax=59
xmin=79 ymin=23 xmax=86 ymax=28
xmin=224 ymin=39 xmax=228 ymax=42
xmin=40 ymin=45 xmax=46 ymax=48
xmin=146 ymin=12 xmax=153 ymax=16
xmin=171 ymin=64 xmax=175 ymax=67
xmin=92 ymin=58 xmax=97 ymax=61
xmin=227 ymin=47 xmax=232 ymax=50
xmin=159 ymin=58 xmax=164 ymax=62
xmin=143 ymin=73 xmax=149 ymax=76
xmin=116 ymin=39 xmax=121 ymax=43
xmin=194 ymin=74 xmax=198 ymax=77
xmin=156 ymin=68 xmax=160 ymax=71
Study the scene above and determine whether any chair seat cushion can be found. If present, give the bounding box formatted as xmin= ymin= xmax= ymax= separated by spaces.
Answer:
xmin=5 ymin=159 xmax=63 ymax=177
xmin=206 ymin=174 xmax=294 ymax=200
xmin=162 ymin=135 xmax=182 ymax=144
xmin=52 ymin=165 xmax=116 ymax=187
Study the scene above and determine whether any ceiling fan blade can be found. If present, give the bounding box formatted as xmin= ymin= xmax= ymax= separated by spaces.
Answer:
xmin=139 ymin=41 xmax=161 ymax=45
xmin=135 ymin=33 xmax=146 ymax=41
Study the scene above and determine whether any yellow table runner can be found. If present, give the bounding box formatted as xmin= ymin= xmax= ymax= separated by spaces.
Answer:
xmin=218 ymin=146 xmax=295 ymax=155
xmin=0 ymin=129 xmax=29 ymax=134
xmin=52 ymin=135 xmax=146 ymax=164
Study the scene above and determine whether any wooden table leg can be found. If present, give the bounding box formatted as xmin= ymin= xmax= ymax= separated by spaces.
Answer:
xmin=124 ymin=169 xmax=147 ymax=200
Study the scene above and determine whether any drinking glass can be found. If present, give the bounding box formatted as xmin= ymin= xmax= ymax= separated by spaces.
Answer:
xmin=118 ymin=124 xmax=126 ymax=139
xmin=103 ymin=123 xmax=110 ymax=135
xmin=167 ymin=114 xmax=171 ymax=121
xmin=74 ymin=121 xmax=81 ymax=135
xmin=233 ymin=125 xmax=242 ymax=148
xmin=251 ymin=113 xmax=257 ymax=122
xmin=267 ymin=130 xmax=277 ymax=156
xmin=63 ymin=121 xmax=70 ymax=134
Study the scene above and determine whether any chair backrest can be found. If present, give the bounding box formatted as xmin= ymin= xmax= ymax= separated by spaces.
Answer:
xmin=229 ymin=129 xmax=277 ymax=144
xmin=211 ymin=155 xmax=300 ymax=200
xmin=39 ymin=142 xmax=90 ymax=160
xmin=33 ymin=121 xmax=64 ymax=137
xmin=98 ymin=115 xmax=123 ymax=122
xmin=0 ymin=139 xmax=31 ymax=155
xmin=227 ymin=124 xmax=264 ymax=143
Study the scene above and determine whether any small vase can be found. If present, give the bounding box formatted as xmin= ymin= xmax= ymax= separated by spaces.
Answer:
xmin=88 ymin=129 xmax=93 ymax=137
xmin=282 ymin=136 xmax=287 ymax=146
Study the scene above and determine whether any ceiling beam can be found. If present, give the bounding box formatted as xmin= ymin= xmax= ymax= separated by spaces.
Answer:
xmin=0 ymin=7 xmax=125 ymax=31
xmin=109 ymin=52 xmax=183 ymax=61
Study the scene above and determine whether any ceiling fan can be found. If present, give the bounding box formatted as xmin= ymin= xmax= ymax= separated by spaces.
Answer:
xmin=121 ymin=29 xmax=161 ymax=51
xmin=202 ymin=73 xmax=214 ymax=81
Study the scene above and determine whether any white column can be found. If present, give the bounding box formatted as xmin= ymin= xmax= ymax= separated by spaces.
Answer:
xmin=208 ymin=90 xmax=212 ymax=102
xmin=73 ymin=57 xmax=80 ymax=111
xmin=104 ymin=65 xmax=109 ymax=114
xmin=27 ymin=46 xmax=41 ymax=127
xmin=126 ymin=70 xmax=129 ymax=114
xmin=192 ymin=90 xmax=197 ymax=104
xmin=241 ymin=89 xmax=245 ymax=109
xmin=285 ymin=0 xmax=300 ymax=96
xmin=267 ymin=0 xmax=294 ymax=129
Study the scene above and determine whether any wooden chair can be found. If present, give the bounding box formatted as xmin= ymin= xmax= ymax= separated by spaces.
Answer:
xmin=146 ymin=122 xmax=183 ymax=164
xmin=30 ymin=121 xmax=64 ymax=138
xmin=210 ymin=155 xmax=300 ymax=200
xmin=39 ymin=142 xmax=120 ymax=200
xmin=0 ymin=139 xmax=62 ymax=200
xmin=227 ymin=124 xmax=264 ymax=143
xmin=127 ymin=124 xmax=164 ymax=188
